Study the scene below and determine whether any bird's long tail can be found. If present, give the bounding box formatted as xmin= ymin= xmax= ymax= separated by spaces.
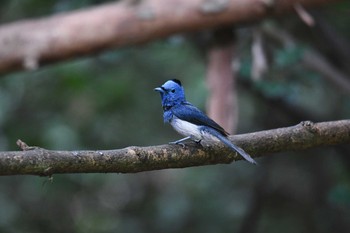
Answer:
xmin=214 ymin=132 xmax=257 ymax=164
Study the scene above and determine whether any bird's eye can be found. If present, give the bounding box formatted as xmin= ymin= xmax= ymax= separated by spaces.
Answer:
xmin=171 ymin=89 xmax=176 ymax=93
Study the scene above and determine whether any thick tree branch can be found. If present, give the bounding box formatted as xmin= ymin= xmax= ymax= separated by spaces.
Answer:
xmin=0 ymin=120 xmax=349 ymax=176
xmin=0 ymin=0 xmax=334 ymax=75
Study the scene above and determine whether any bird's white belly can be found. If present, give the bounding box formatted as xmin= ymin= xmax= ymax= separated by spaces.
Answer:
xmin=170 ymin=118 xmax=202 ymax=139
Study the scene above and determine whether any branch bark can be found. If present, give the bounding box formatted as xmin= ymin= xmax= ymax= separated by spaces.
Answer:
xmin=0 ymin=0 xmax=334 ymax=75
xmin=0 ymin=120 xmax=349 ymax=176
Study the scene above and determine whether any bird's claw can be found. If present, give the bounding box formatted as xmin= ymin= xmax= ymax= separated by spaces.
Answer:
xmin=194 ymin=139 xmax=201 ymax=144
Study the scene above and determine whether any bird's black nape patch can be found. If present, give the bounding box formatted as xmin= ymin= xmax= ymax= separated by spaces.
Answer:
xmin=171 ymin=79 xmax=182 ymax=86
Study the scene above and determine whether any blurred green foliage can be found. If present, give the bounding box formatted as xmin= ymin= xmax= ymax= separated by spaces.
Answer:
xmin=0 ymin=1 xmax=350 ymax=233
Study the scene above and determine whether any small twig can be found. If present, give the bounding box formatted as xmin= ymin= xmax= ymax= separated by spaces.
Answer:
xmin=16 ymin=139 xmax=32 ymax=151
xmin=16 ymin=139 xmax=41 ymax=151
xmin=294 ymin=3 xmax=315 ymax=26
xmin=251 ymin=28 xmax=268 ymax=80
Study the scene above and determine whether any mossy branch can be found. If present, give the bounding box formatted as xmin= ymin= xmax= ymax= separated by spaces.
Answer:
xmin=0 ymin=120 xmax=349 ymax=176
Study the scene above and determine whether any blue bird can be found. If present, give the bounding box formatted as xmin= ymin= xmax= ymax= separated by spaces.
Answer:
xmin=154 ymin=79 xmax=257 ymax=164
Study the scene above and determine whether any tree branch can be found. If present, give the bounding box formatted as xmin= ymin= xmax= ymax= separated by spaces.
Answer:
xmin=0 ymin=0 xmax=335 ymax=75
xmin=0 ymin=120 xmax=349 ymax=176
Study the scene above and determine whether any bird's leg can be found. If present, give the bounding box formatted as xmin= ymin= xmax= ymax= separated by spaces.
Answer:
xmin=169 ymin=136 xmax=191 ymax=148
xmin=169 ymin=136 xmax=202 ymax=148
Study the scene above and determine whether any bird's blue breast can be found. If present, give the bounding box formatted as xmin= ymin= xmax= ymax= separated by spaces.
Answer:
xmin=163 ymin=109 xmax=173 ymax=123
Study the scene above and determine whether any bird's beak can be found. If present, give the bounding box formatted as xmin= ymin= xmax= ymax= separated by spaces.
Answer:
xmin=154 ymin=87 xmax=164 ymax=92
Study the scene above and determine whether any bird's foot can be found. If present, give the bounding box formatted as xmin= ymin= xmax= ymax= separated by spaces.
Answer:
xmin=169 ymin=141 xmax=186 ymax=148
xmin=194 ymin=139 xmax=202 ymax=144
xmin=169 ymin=136 xmax=191 ymax=148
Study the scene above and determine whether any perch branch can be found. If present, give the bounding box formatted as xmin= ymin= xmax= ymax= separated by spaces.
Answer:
xmin=0 ymin=0 xmax=334 ymax=75
xmin=0 ymin=120 xmax=349 ymax=176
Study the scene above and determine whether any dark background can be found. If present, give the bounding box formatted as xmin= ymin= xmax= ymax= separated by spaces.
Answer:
xmin=0 ymin=1 xmax=349 ymax=232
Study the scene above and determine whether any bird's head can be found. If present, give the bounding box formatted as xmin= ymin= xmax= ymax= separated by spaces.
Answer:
xmin=154 ymin=79 xmax=186 ymax=107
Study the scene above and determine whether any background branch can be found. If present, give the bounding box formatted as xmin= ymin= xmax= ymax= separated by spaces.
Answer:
xmin=262 ymin=24 xmax=350 ymax=94
xmin=0 ymin=0 xmax=333 ymax=75
xmin=0 ymin=120 xmax=349 ymax=176
xmin=206 ymin=27 xmax=238 ymax=133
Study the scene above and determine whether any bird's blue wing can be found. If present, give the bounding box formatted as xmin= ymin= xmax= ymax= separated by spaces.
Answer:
xmin=171 ymin=102 xmax=229 ymax=136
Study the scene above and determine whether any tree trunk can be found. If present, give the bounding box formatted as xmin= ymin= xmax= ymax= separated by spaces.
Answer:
xmin=0 ymin=0 xmax=334 ymax=75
